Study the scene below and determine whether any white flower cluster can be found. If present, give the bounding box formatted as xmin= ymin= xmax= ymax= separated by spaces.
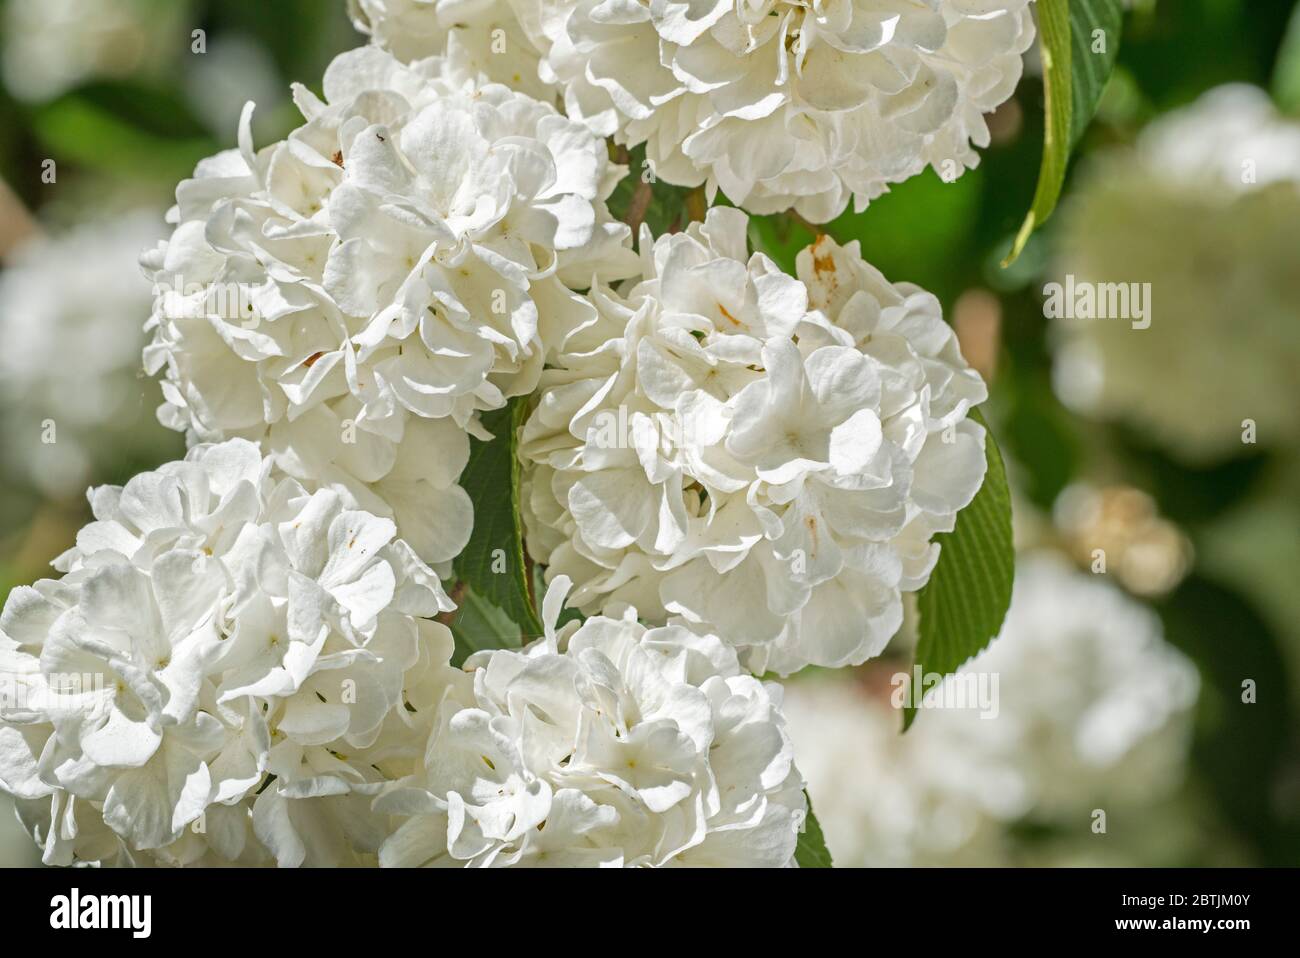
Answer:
xmin=0 ymin=439 xmax=459 ymax=866
xmin=783 ymin=555 xmax=1200 ymax=866
xmin=524 ymin=0 xmax=1033 ymax=221
xmin=0 ymin=213 xmax=179 ymax=497
xmin=141 ymin=45 xmax=636 ymax=567
xmin=0 ymin=441 xmax=806 ymax=867
xmin=1051 ymin=84 xmax=1300 ymax=463
xmin=521 ymin=208 xmax=987 ymax=674
xmin=351 ymin=1 xmax=1035 ymax=221
xmin=0 ymin=0 xmax=1018 ymax=865
xmin=379 ymin=577 xmax=805 ymax=866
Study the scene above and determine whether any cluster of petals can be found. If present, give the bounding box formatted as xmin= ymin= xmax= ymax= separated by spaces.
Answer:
xmin=0 ymin=439 xmax=459 ymax=866
xmin=518 ymin=0 xmax=1036 ymax=221
xmin=376 ymin=576 xmax=806 ymax=866
xmin=520 ymin=208 xmax=988 ymax=674
xmin=347 ymin=0 xmax=554 ymax=100
xmin=0 ymin=0 xmax=1032 ymax=868
xmin=141 ymin=44 xmax=636 ymax=567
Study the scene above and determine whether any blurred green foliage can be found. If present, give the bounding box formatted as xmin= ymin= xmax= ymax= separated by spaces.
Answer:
xmin=0 ymin=0 xmax=355 ymax=210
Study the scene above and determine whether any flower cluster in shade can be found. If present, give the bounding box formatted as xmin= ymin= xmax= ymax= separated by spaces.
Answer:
xmin=347 ymin=0 xmax=552 ymax=100
xmin=520 ymin=207 xmax=988 ymax=675
xmin=1050 ymin=84 xmax=1300 ymax=464
xmin=0 ymin=213 xmax=180 ymax=497
xmin=0 ymin=0 xmax=187 ymax=102
xmin=782 ymin=555 xmax=1200 ymax=867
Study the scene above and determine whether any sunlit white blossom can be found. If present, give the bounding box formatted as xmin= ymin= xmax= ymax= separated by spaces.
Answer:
xmin=141 ymin=45 xmax=637 ymax=566
xmin=376 ymin=576 xmax=806 ymax=867
xmin=521 ymin=208 xmax=988 ymax=674
xmin=0 ymin=439 xmax=460 ymax=866
xmin=516 ymin=0 xmax=1035 ymax=221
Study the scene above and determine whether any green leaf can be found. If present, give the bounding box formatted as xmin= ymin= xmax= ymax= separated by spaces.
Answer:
xmin=1002 ymin=0 xmax=1070 ymax=267
xmin=795 ymin=795 xmax=833 ymax=868
xmin=451 ymin=397 xmax=543 ymax=642
xmin=1272 ymin=2 xmax=1300 ymax=115
xmin=903 ymin=408 xmax=1014 ymax=731
xmin=1068 ymin=0 xmax=1124 ymax=147
xmin=1003 ymin=0 xmax=1123 ymax=266
xmin=32 ymin=90 xmax=217 ymax=181
xmin=749 ymin=166 xmax=983 ymax=304
xmin=449 ymin=585 xmax=522 ymax=668
xmin=606 ymin=143 xmax=696 ymax=238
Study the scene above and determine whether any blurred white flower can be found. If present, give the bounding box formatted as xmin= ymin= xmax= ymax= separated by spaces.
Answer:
xmin=141 ymin=45 xmax=637 ymax=566
xmin=783 ymin=678 xmax=1006 ymax=866
xmin=1050 ymin=84 xmax=1300 ymax=463
xmin=946 ymin=555 xmax=1199 ymax=815
xmin=1138 ymin=84 xmax=1300 ymax=192
xmin=0 ymin=211 xmax=179 ymax=497
xmin=1 ymin=0 xmax=185 ymax=102
xmin=0 ymin=438 xmax=460 ymax=866
xmin=782 ymin=554 xmax=1200 ymax=865
xmin=185 ymin=34 xmax=284 ymax=138
xmin=517 ymin=0 xmax=1035 ymax=221
xmin=521 ymin=208 xmax=987 ymax=674
xmin=377 ymin=576 xmax=806 ymax=867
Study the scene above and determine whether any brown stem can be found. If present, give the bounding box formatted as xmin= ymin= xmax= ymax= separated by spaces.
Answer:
xmin=685 ymin=186 xmax=707 ymax=224
xmin=787 ymin=208 xmax=823 ymax=238
xmin=623 ymin=177 xmax=654 ymax=234
xmin=435 ymin=580 xmax=469 ymax=627
xmin=523 ymin=549 xmax=539 ymax=625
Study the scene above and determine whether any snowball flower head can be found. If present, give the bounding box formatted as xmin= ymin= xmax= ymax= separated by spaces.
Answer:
xmin=0 ymin=212 xmax=179 ymax=496
xmin=377 ymin=576 xmax=806 ymax=866
xmin=142 ymin=45 xmax=636 ymax=565
xmin=1050 ymin=84 xmax=1300 ymax=463
xmin=0 ymin=439 xmax=460 ymax=867
xmin=521 ymin=208 xmax=988 ymax=674
xmin=518 ymin=0 xmax=1034 ymax=221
